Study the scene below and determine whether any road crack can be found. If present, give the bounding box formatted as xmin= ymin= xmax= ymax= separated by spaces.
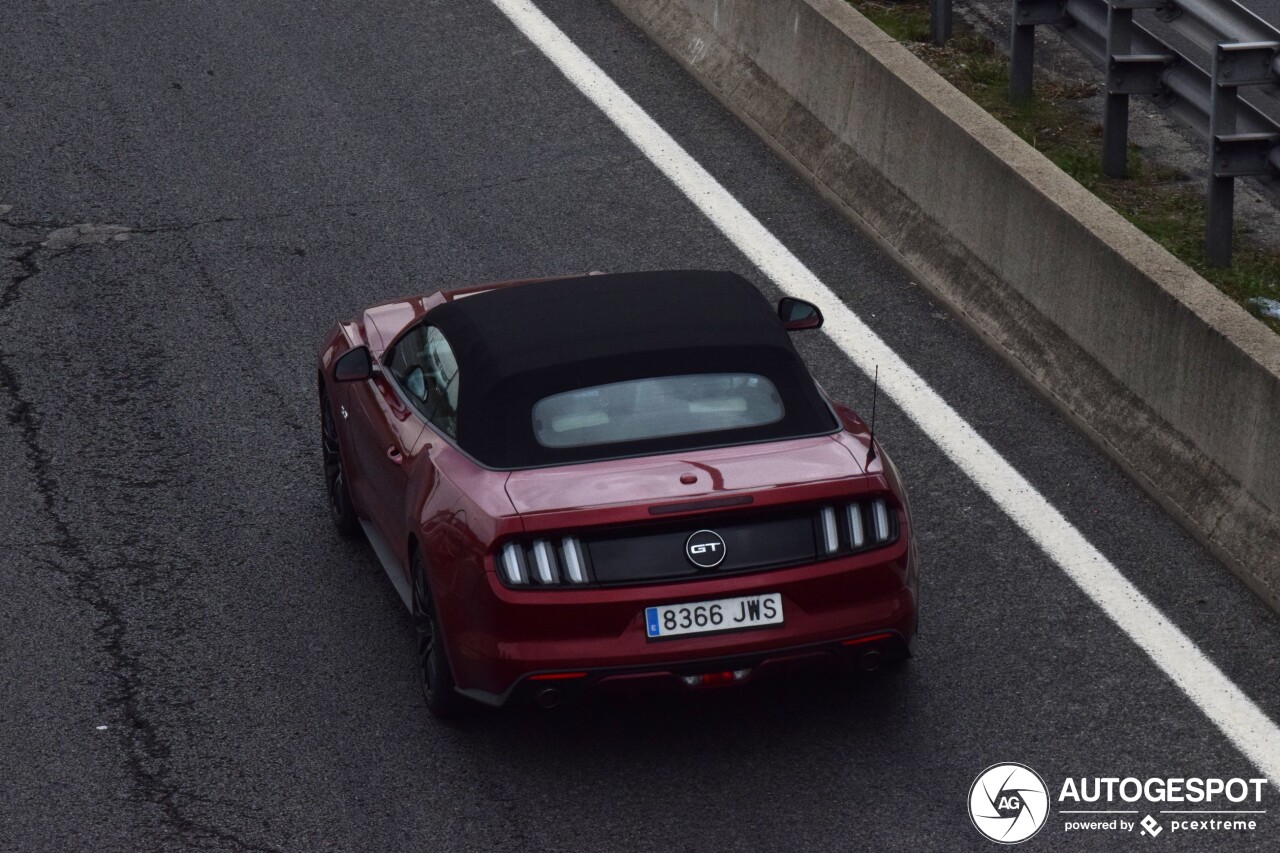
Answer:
xmin=0 ymin=220 xmax=283 ymax=853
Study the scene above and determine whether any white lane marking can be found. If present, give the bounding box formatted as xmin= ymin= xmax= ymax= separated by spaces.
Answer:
xmin=487 ymin=0 xmax=1280 ymax=784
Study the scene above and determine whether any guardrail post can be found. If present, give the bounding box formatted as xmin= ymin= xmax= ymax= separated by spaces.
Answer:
xmin=931 ymin=0 xmax=952 ymax=46
xmin=1103 ymin=2 xmax=1174 ymax=178
xmin=1010 ymin=0 xmax=1066 ymax=101
xmin=1208 ymin=46 xmax=1238 ymax=267
xmin=1207 ymin=41 xmax=1280 ymax=266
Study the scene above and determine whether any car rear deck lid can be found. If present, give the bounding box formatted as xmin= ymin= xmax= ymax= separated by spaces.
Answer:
xmin=503 ymin=436 xmax=861 ymax=515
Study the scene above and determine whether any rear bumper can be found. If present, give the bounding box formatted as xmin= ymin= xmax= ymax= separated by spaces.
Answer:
xmin=439 ymin=537 xmax=918 ymax=706
xmin=492 ymin=629 xmax=911 ymax=708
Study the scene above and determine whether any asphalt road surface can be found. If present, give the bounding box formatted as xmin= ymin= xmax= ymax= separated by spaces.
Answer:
xmin=4 ymin=1 xmax=1280 ymax=851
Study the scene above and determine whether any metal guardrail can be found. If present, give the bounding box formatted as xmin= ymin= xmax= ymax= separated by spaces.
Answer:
xmin=1009 ymin=0 xmax=1280 ymax=265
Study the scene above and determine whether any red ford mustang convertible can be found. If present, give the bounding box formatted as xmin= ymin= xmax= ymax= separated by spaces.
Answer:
xmin=317 ymin=270 xmax=918 ymax=716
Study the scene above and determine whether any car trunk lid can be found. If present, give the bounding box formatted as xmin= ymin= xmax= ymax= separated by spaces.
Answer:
xmin=503 ymin=435 xmax=865 ymax=529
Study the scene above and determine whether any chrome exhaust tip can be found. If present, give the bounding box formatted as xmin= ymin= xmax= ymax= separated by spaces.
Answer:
xmin=858 ymin=649 xmax=883 ymax=672
xmin=534 ymin=687 xmax=563 ymax=709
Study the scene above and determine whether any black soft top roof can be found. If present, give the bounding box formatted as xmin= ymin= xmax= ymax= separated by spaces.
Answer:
xmin=425 ymin=270 xmax=836 ymax=468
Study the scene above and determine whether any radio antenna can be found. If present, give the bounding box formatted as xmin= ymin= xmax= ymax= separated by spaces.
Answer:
xmin=866 ymin=366 xmax=879 ymax=467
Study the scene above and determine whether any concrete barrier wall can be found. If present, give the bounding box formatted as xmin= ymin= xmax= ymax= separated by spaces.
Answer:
xmin=610 ymin=0 xmax=1280 ymax=606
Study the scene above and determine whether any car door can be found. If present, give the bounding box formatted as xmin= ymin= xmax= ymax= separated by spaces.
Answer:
xmin=369 ymin=323 xmax=462 ymax=567
xmin=354 ymin=371 xmax=427 ymax=534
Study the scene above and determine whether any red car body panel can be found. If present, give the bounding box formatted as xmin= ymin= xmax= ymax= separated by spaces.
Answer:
xmin=317 ymin=275 xmax=919 ymax=706
xmin=503 ymin=435 xmax=865 ymax=515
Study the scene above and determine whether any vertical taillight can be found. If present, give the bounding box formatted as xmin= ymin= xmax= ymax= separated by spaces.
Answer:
xmin=561 ymin=537 xmax=588 ymax=584
xmin=817 ymin=497 xmax=896 ymax=557
xmin=846 ymin=503 xmax=865 ymax=548
xmin=500 ymin=537 xmax=591 ymax=587
xmin=501 ymin=542 xmax=528 ymax=584
xmin=531 ymin=539 xmax=558 ymax=584
xmin=820 ymin=507 xmax=840 ymax=555
xmin=871 ymin=499 xmax=890 ymax=542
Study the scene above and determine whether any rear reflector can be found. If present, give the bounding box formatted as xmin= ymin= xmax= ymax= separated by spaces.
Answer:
xmin=528 ymin=672 xmax=587 ymax=681
xmin=841 ymin=632 xmax=894 ymax=647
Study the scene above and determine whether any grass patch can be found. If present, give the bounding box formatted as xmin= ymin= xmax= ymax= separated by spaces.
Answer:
xmin=848 ymin=0 xmax=1280 ymax=332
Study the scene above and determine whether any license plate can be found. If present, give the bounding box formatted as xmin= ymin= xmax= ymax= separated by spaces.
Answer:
xmin=644 ymin=593 xmax=784 ymax=640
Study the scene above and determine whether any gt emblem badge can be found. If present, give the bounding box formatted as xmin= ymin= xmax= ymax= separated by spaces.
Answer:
xmin=340 ymin=406 xmax=348 ymax=420
xmin=685 ymin=530 xmax=727 ymax=568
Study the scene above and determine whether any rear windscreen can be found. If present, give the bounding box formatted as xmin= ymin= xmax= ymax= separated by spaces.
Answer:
xmin=532 ymin=373 xmax=784 ymax=449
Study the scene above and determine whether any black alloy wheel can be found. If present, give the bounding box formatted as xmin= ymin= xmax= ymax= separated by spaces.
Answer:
xmin=413 ymin=552 xmax=464 ymax=720
xmin=321 ymin=388 xmax=360 ymax=538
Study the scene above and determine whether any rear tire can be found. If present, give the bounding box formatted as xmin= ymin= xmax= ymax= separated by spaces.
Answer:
xmin=321 ymin=387 xmax=360 ymax=539
xmin=413 ymin=552 xmax=465 ymax=720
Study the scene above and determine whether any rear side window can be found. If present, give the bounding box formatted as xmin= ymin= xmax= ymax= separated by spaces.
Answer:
xmin=532 ymin=373 xmax=783 ymax=449
xmin=387 ymin=325 xmax=461 ymax=437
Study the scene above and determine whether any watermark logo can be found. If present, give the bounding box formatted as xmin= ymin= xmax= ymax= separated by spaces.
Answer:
xmin=969 ymin=763 xmax=1051 ymax=844
xmin=973 ymin=769 xmax=1269 ymax=841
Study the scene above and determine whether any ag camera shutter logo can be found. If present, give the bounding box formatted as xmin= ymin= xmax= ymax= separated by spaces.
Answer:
xmin=969 ymin=763 xmax=1050 ymax=844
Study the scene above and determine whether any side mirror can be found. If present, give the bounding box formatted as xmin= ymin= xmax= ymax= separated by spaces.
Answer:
xmin=778 ymin=297 xmax=823 ymax=331
xmin=333 ymin=346 xmax=373 ymax=382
